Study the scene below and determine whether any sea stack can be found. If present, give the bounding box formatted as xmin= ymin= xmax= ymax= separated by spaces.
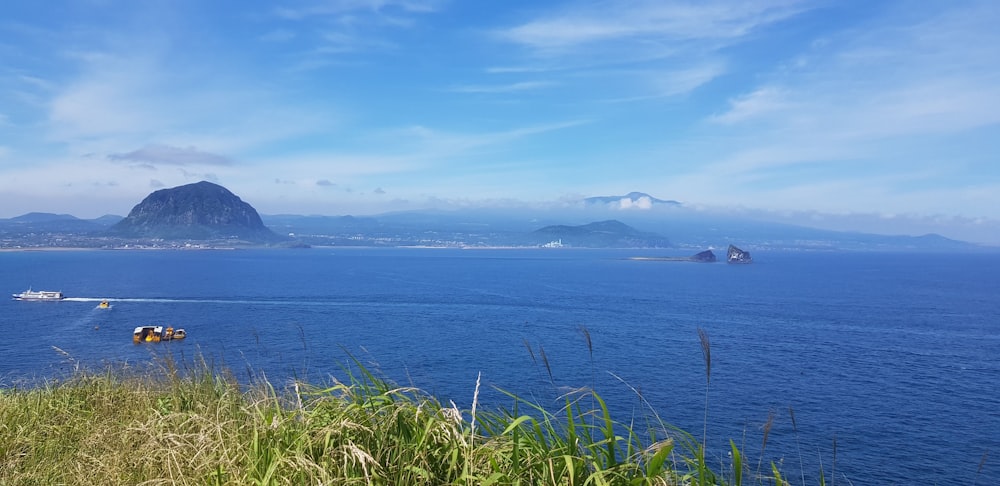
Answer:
xmin=727 ymin=245 xmax=752 ymax=264
xmin=690 ymin=250 xmax=717 ymax=262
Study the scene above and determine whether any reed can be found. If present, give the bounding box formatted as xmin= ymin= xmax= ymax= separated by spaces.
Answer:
xmin=0 ymin=345 xmax=820 ymax=485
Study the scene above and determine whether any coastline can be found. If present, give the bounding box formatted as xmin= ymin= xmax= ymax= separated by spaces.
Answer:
xmin=0 ymin=247 xmax=102 ymax=252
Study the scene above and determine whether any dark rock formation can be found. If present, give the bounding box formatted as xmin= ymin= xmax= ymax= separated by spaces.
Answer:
xmin=109 ymin=181 xmax=280 ymax=242
xmin=727 ymin=244 xmax=752 ymax=264
xmin=532 ymin=220 xmax=670 ymax=248
xmin=690 ymin=250 xmax=717 ymax=262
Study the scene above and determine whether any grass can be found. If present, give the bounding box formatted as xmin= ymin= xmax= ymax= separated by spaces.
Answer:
xmin=0 ymin=340 xmax=818 ymax=485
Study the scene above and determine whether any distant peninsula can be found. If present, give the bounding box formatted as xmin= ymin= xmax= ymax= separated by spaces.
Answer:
xmin=531 ymin=220 xmax=670 ymax=248
xmin=629 ymin=249 xmax=718 ymax=262
xmin=108 ymin=181 xmax=281 ymax=242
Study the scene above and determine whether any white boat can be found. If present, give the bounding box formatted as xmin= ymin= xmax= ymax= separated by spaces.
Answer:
xmin=12 ymin=289 xmax=64 ymax=301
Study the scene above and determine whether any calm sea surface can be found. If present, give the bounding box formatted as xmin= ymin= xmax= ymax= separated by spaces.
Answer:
xmin=2 ymin=248 xmax=998 ymax=483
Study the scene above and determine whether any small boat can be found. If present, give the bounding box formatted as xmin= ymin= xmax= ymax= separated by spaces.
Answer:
xmin=13 ymin=289 xmax=64 ymax=301
xmin=133 ymin=325 xmax=187 ymax=343
xmin=98 ymin=300 xmax=111 ymax=309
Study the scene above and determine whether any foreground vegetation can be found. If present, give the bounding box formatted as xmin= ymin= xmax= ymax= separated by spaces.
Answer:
xmin=1 ymin=353 xmax=808 ymax=485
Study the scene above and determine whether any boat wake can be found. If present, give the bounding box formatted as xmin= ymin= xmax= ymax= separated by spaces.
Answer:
xmin=65 ymin=297 xmax=275 ymax=305
xmin=62 ymin=297 xmax=358 ymax=306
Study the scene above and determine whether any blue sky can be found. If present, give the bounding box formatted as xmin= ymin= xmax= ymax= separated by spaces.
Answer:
xmin=2 ymin=1 xmax=999 ymax=242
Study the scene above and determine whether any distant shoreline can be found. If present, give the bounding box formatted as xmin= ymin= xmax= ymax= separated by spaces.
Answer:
xmin=0 ymin=247 xmax=102 ymax=252
xmin=627 ymin=256 xmax=714 ymax=262
xmin=0 ymin=246 xmax=240 ymax=252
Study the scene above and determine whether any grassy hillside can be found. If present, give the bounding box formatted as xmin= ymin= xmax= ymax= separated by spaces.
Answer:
xmin=0 ymin=355 xmax=808 ymax=485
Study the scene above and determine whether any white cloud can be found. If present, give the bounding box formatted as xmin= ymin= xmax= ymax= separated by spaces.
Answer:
xmin=449 ymin=81 xmax=557 ymax=94
xmin=274 ymin=0 xmax=443 ymax=20
xmin=671 ymin=1 xmax=1000 ymax=224
xmin=618 ymin=196 xmax=653 ymax=210
xmin=389 ymin=120 xmax=591 ymax=156
xmin=715 ymin=2 xmax=1000 ymax=138
xmin=651 ymin=62 xmax=726 ymax=97
xmin=47 ymin=58 xmax=160 ymax=139
xmin=271 ymin=0 xmax=442 ymax=67
xmin=710 ymin=87 xmax=791 ymax=124
xmin=496 ymin=0 xmax=807 ymax=52
xmin=109 ymin=144 xmax=234 ymax=167
xmin=486 ymin=2 xmax=798 ymax=104
xmin=35 ymin=43 xmax=337 ymax=171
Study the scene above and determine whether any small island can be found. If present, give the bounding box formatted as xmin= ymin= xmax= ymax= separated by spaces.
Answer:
xmin=727 ymin=245 xmax=752 ymax=264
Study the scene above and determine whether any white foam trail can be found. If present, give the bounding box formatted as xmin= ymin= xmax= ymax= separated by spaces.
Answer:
xmin=62 ymin=297 xmax=371 ymax=307
xmin=66 ymin=297 xmax=268 ymax=304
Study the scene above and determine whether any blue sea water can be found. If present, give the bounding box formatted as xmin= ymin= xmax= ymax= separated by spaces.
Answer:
xmin=2 ymin=248 xmax=999 ymax=484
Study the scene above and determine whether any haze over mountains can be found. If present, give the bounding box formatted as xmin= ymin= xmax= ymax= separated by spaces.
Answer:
xmin=0 ymin=184 xmax=985 ymax=251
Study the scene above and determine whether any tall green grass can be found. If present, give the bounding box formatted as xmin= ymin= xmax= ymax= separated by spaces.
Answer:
xmin=0 ymin=335 xmax=819 ymax=485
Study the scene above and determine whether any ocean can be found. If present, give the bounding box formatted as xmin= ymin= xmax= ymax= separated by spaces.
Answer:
xmin=2 ymin=247 xmax=998 ymax=484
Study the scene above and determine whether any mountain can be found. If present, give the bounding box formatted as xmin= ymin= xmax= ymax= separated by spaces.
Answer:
xmin=1 ymin=188 xmax=990 ymax=250
xmin=263 ymin=214 xmax=384 ymax=235
xmin=583 ymin=192 xmax=681 ymax=208
xmin=0 ymin=212 xmax=107 ymax=234
xmin=614 ymin=212 xmax=982 ymax=251
xmin=263 ymin=208 xmax=985 ymax=251
xmin=530 ymin=220 xmax=670 ymax=248
xmin=109 ymin=181 xmax=281 ymax=242
xmin=11 ymin=212 xmax=79 ymax=223
xmin=92 ymin=214 xmax=125 ymax=226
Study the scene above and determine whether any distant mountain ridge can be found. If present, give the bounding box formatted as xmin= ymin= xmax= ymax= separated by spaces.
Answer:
xmin=583 ymin=192 xmax=681 ymax=207
xmin=0 ymin=212 xmax=117 ymax=234
xmin=109 ymin=181 xmax=280 ymax=242
xmin=0 ymin=188 xmax=988 ymax=250
xmin=11 ymin=212 xmax=79 ymax=223
xmin=531 ymin=220 xmax=670 ymax=248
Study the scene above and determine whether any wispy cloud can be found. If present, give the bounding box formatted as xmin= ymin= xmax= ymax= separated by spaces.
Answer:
xmin=448 ymin=81 xmax=557 ymax=94
xmin=676 ymin=1 xmax=1000 ymax=223
xmin=487 ymin=2 xmax=801 ymax=103
xmin=2 ymin=0 xmax=998 ymax=241
xmin=109 ymin=144 xmax=234 ymax=167
xmin=272 ymin=0 xmax=442 ymax=67
xmin=710 ymin=87 xmax=792 ymax=124
xmin=496 ymin=0 xmax=807 ymax=53
xmin=596 ymin=62 xmax=726 ymax=102
xmin=393 ymin=119 xmax=592 ymax=156
xmin=40 ymin=42 xmax=336 ymax=159
xmin=274 ymin=0 xmax=443 ymax=20
xmin=713 ymin=2 xmax=1000 ymax=138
